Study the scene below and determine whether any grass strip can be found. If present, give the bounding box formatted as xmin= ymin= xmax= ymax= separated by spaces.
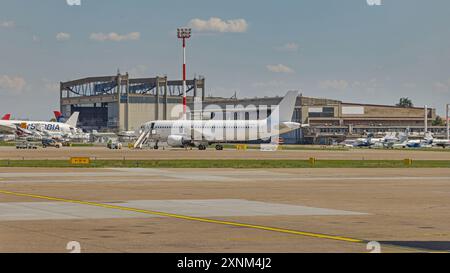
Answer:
xmin=0 ymin=159 xmax=449 ymax=168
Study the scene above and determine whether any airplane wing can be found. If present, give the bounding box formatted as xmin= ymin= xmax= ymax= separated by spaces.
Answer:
xmin=275 ymin=122 xmax=308 ymax=131
xmin=0 ymin=123 xmax=17 ymax=134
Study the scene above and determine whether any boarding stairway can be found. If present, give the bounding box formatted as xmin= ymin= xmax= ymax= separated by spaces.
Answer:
xmin=133 ymin=130 xmax=151 ymax=149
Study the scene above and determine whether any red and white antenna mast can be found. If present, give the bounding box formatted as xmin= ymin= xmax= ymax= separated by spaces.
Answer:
xmin=177 ymin=28 xmax=192 ymax=120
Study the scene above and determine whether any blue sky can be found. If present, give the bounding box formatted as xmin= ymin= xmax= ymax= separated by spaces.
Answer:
xmin=0 ymin=0 xmax=449 ymax=119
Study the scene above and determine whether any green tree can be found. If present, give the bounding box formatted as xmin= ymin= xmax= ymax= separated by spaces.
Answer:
xmin=396 ymin=97 xmax=414 ymax=108
xmin=432 ymin=116 xmax=445 ymax=126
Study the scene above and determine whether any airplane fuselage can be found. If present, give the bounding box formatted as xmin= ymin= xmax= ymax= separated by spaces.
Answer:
xmin=0 ymin=120 xmax=75 ymax=135
xmin=141 ymin=119 xmax=299 ymax=146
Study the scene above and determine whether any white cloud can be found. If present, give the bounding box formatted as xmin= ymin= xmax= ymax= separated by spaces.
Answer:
xmin=0 ymin=21 xmax=15 ymax=28
xmin=188 ymin=17 xmax=248 ymax=33
xmin=56 ymin=32 xmax=71 ymax=41
xmin=266 ymin=64 xmax=295 ymax=74
xmin=318 ymin=80 xmax=349 ymax=91
xmin=90 ymin=32 xmax=140 ymax=42
xmin=0 ymin=75 xmax=27 ymax=94
xmin=276 ymin=43 xmax=299 ymax=52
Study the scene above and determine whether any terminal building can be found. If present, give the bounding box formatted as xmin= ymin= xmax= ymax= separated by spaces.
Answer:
xmin=202 ymin=96 xmax=442 ymax=144
xmin=60 ymin=73 xmax=445 ymax=144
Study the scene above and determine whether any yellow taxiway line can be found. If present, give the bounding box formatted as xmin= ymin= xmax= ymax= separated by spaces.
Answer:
xmin=0 ymin=189 xmax=364 ymax=243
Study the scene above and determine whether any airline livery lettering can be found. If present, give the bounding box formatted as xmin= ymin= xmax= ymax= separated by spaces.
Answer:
xmin=26 ymin=123 xmax=61 ymax=131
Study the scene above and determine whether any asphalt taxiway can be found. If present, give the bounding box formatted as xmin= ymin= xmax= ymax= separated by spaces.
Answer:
xmin=0 ymin=167 xmax=449 ymax=253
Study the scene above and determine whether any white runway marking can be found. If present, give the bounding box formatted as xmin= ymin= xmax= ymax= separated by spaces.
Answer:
xmin=0 ymin=199 xmax=367 ymax=221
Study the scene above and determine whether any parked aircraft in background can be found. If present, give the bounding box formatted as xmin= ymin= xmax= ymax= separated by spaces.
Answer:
xmin=90 ymin=130 xmax=117 ymax=143
xmin=404 ymin=132 xmax=434 ymax=148
xmin=53 ymin=111 xmax=65 ymax=122
xmin=118 ymin=131 xmax=138 ymax=138
xmin=343 ymin=130 xmax=432 ymax=149
xmin=0 ymin=134 xmax=15 ymax=141
xmin=353 ymin=133 xmax=383 ymax=148
xmin=0 ymin=112 xmax=81 ymax=139
xmin=378 ymin=132 xmax=409 ymax=148
xmin=433 ymin=138 xmax=450 ymax=148
xmin=1 ymin=114 xmax=11 ymax=121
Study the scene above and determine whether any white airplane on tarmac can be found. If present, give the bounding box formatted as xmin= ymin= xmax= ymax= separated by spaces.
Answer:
xmin=344 ymin=131 xmax=407 ymax=148
xmin=352 ymin=133 xmax=384 ymax=148
xmin=374 ymin=131 xmax=409 ymax=149
xmin=402 ymin=132 xmax=434 ymax=148
xmin=0 ymin=112 xmax=81 ymax=139
xmin=136 ymin=91 xmax=308 ymax=150
xmin=432 ymin=138 xmax=450 ymax=148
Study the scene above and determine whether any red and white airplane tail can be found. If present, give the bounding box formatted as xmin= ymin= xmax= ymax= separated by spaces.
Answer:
xmin=1 ymin=114 xmax=11 ymax=120
xmin=54 ymin=111 xmax=62 ymax=122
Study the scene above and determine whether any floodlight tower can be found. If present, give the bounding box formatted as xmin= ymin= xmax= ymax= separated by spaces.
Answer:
xmin=177 ymin=28 xmax=192 ymax=119
xmin=447 ymin=104 xmax=449 ymax=140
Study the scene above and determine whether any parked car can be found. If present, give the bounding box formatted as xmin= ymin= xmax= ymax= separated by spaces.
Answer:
xmin=42 ymin=139 xmax=63 ymax=148
xmin=107 ymin=140 xmax=122 ymax=150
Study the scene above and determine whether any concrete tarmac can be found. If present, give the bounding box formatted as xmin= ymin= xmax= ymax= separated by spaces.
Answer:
xmin=1 ymin=167 xmax=449 ymax=253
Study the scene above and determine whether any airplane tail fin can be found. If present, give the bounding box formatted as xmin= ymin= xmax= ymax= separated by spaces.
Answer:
xmin=1 ymin=114 xmax=11 ymax=120
xmin=398 ymin=132 xmax=408 ymax=142
xmin=268 ymin=91 xmax=299 ymax=122
xmin=54 ymin=111 xmax=63 ymax=122
xmin=425 ymin=132 xmax=434 ymax=142
xmin=65 ymin=112 xmax=79 ymax=128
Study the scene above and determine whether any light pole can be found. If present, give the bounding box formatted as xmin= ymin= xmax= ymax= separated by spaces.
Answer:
xmin=447 ymin=104 xmax=449 ymax=140
xmin=177 ymin=28 xmax=192 ymax=120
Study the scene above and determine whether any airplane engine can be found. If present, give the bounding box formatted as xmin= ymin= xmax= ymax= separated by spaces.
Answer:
xmin=167 ymin=135 xmax=190 ymax=147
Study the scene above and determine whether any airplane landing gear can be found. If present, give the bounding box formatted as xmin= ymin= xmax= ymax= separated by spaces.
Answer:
xmin=215 ymin=145 xmax=224 ymax=151
xmin=198 ymin=144 xmax=207 ymax=150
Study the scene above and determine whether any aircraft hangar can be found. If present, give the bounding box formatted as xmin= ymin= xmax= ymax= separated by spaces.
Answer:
xmin=60 ymin=72 xmax=206 ymax=132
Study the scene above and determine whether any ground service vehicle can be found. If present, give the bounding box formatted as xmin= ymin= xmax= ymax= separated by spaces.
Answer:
xmin=42 ymin=139 xmax=63 ymax=148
